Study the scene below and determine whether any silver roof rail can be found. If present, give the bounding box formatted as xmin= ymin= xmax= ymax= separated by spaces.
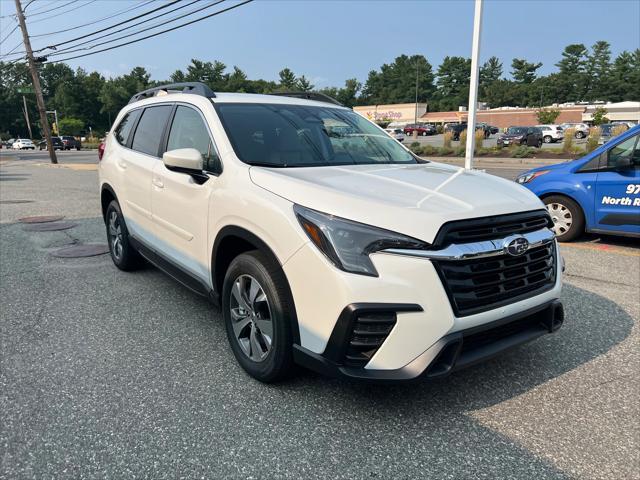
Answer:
xmin=128 ymin=82 xmax=216 ymax=104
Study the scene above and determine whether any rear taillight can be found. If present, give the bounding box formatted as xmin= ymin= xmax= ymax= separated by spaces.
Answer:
xmin=98 ymin=142 xmax=105 ymax=161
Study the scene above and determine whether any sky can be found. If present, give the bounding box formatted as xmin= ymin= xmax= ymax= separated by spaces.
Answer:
xmin=1 ymin=0 xmax=639 ymax=88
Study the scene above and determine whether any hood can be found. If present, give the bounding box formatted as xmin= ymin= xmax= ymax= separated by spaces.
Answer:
xmin=249 ymin=162 xmax=544 ymax=243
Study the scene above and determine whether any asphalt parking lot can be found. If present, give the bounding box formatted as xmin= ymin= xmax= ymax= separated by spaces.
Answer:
xmin=1 ymin=150 xmax=638 ymax=479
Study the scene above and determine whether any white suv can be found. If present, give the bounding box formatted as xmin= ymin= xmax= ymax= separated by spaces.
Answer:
xmin=12 ymin=138 xmax=35 ymax=150
xmin=536 ymin=125 xmax=564 ymax=143
xmin=99 ymin=83 xmax=564 ymax=383
xmin=560 ymin=122 xmax=590 ymax=139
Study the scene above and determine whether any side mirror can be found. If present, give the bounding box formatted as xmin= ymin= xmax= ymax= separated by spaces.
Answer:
xmin=162 ymin=148 xmax=208 ymax=184
xmin=614 ymin=156 xmax=632 ymax=170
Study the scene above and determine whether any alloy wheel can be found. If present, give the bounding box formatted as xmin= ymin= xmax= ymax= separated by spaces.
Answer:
xmin=546 ymin=202 xmax=573 ymax=236
xmin=108 ymin=210 xmax=123 ymax=261
xmin=229 ymin=274 xmax=273 ymax=362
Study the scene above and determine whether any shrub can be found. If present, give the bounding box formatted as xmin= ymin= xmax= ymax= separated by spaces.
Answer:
xmin=563 ymin=128 xmax=575 ymax=152
xmin=512 ymin=145 xmax=535 ymax=158
xmin=459 ymin=129 xmax=467 ymax=146
xmin=611 ymin=124 xmax=628 ymax=138
xmin=421 ymin=144 xmax=439 ymax=156
xmin=536 ymin=107 xmax=561 ymax=125
xmin=409 ymin=143 xmax=423 ymax=155
xmin=436 ymin=125 xmax=444 ymax=134
xmin=439 ymin=146 xmax=454 ymax=156
xmin=474 ymin=128 xmax=484 ymax=150
xmin=81 ymin=142 xmax=101 ymax=150
xmin=443 ymin=131 xmax=453 ymax=148
xmin=586 ymin=126 xmax=600 ymax=152
xmin=454 ymin=146 xmax=466 ymax=157
xmin=591 ymin=107 xmax=609 ymax=126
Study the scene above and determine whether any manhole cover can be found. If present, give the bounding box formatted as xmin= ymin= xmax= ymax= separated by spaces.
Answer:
xmin=18 ymin=215 xmax=64 ymax=223
xmin=23 ymin=222 xmax=77 ymax=232
xmin=0 ymin=200 xmax=34 ymax=204
xmin=51 ymin=243 xmax=109 ymax=258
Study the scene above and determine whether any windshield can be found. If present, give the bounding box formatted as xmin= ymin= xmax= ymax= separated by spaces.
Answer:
xmin=215 ymin=103 xmax=417 ymax=167
xmin=507 ymin=127 xmax=527 ymax=135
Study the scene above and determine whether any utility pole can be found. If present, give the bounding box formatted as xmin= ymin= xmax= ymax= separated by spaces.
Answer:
xmin=22 ymin=95 xmax=33 ymax=139
xmin=14 ymin=0 xmax=57 ymax=163
xmin=464 ymin=0 xmax=483 ymax=170
xmin=414 ymin=60 xmax=419 ymax=125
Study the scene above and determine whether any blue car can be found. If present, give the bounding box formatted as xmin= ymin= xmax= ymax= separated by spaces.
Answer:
xmin=517 ymin=125 xmax=640 ymax=241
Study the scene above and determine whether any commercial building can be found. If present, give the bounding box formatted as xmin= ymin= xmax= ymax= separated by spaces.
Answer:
xmin=353 ymin=103 xmax=428 ymax=125
xmin=354 ymin=101 xmax=639 ymax=128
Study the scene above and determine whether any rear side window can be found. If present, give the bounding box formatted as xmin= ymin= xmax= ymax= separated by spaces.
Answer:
xmin=131 ymin=105 xmax=173 ymax=157
xmin=114 ymin=110 xmax=140 ymax=146
xmin=167 ymin=106 xmax=220 ymax=172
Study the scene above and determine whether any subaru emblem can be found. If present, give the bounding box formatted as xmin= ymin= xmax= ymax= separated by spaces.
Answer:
xmin=504 ymin=236 xmax=529 ymax=256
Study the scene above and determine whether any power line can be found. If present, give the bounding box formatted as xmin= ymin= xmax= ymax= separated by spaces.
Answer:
xmin=3 ymin=0 xmax=175 ymax=58
xmin=47 ymin=0 xmax=225 ymax=59
xmin=51 ymin=0 xmax=253 ymax=63
xmin=27 ymin=0 xmax=98 ymax=25
xmin=23 ymin=0 xmax=79 ymax=18
xmin=30 ymin=0 xmax=157 ymax=38
xmin=0 ymin=24 xmax=20 ymax=46
xmin=37 ymin=0 xmax=180 ymax=49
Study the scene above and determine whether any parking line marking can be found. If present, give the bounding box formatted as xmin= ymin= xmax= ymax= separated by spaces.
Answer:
xmin=560 ymin=242 xmax=640 ymax=257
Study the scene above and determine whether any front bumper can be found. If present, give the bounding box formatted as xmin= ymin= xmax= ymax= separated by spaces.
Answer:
xmin=294 ymin=299 xmax=564 ymax=381
xmin=283 ymin=231 xmax=563 ymax=380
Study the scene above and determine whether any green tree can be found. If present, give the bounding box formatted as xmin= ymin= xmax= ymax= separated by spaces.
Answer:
xmin=360 ymin=55 xmax=435 ymax=105
xmin=278 ymin=68 xmax=298 ymax=90
xmin=556 ymin=43 xmax=588 ymax=101
xmin=608 ymin=49 xmax=640 ymax=101
xmin=435 ymin=56 xmax=471 ymax=110
xmin=296 ymin=75 xmax=314 ymax=92
xmin=58 ymin=117 xmax=84 ymax=136
xmin=480 ymin=56 xmax=503 ymax=84
xmin=536 ymin=107 xmax=560 ymax=124
xmin=585 ymin=41 xmax=611 ymax=101
xmin=591 ymin=107 xmax=609 ymax=125
xmin=511 ymin=58 xmax=542 ymax=83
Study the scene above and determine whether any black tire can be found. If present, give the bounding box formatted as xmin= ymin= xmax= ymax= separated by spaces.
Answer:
xmin=543 ymin=195 xmax=585 ymax=242
xmin=544 ymin=135 xmax=552 ymax=143
xmin=105 ymin=200 xmax=143 ymax=271
xmin=536 ymin=139 xmax=543 ymax=148
xmin=222 ymin=250 xmax=294 ymax=382
xmin=575 ymin=131 xmax=585 ymax=139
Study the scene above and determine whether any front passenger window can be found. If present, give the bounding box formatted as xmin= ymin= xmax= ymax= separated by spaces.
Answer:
xmin=167 ymin=106 xmax=221 ymax=173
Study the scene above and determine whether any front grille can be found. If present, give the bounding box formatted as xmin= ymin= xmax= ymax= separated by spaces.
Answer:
xmin=434 ymin=210 xmax=553 ymax=246
xmin=434 ymin=242 xmax=556 ymax=317
xmin=344 ymin=313 xmax=397 ymax=367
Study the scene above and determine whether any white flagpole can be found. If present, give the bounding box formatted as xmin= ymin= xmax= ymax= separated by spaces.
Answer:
xmin=465 ymin=0 xmax=484 ymax=170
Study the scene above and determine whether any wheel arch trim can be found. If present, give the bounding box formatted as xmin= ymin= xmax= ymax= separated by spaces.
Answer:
xmin=211 ymin=225 xmax=301 ymax=344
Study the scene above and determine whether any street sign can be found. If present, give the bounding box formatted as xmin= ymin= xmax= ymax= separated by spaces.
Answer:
xmin=17 ymin=86 xmax=34 ymax=94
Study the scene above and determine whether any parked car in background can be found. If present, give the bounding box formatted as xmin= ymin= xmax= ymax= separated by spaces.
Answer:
xmin=38 ymin=137 xmax=64 ymax=151
xmin=445 ymin=123 xmax=468 ymax=140
xmin=497 ymin=126 xmax=543 ymax=148
xmin=12 ymin=138 xmax=35 ymax=150
xmin=477 ymin=122 xmax=499 ymax=136
xmin=560 ymin=122 xmax=590 ymax=139
xmin=4 ymin=138 xmax=16 ymax=148
xmin=384 ymin=128 xmax=405 ymax=142
xmin=403 ymin=123 xmax=436 ymax=136
xmin=60 ymin=135 xmax=81 ymax=150
xmin=517 ymin=125 xmax=639 ymax=241
xmin=536 ymin=125 xmax=565 ymax=144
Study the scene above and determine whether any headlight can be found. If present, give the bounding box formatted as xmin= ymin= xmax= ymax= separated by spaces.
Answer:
xmin=516 ymin=170 xmax=550 ymax=184
xmin=294 ymin=205 xmax=428 ymax=276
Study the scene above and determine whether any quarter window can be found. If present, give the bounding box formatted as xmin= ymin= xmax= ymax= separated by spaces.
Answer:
xmin=167 ymin=106 xmax=220 ymax=172
xmin=114 ymin=109 xmax=140 ymax=146
xmin=131 ymin=105 xmax=173 ymax=157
